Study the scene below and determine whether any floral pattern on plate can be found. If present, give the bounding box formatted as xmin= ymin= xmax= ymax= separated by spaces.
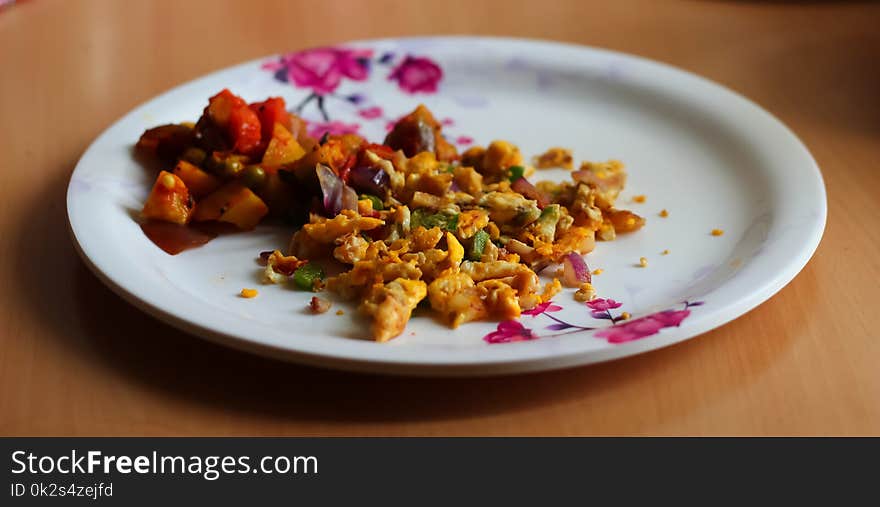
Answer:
xmin=262 ymin=47 xmax=468 ymax=143
xmin=485 ymin=299 xmax=704 ymax=344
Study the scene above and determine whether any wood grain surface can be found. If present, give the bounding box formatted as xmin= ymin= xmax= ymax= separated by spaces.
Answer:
xmin=1 ymin=0 xmax=878 ymax=435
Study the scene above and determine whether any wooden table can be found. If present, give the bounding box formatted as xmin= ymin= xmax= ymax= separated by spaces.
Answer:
xmin=1 ymin=0 xmax=877 ymax=436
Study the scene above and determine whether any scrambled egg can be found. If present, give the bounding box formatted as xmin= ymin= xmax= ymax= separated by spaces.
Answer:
xmin=287 ymin=133 xmax=644 ymax=342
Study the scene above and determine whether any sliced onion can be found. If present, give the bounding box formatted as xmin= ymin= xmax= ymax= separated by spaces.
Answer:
xmin=348 ymin=165 xmax=389 ymax=195
xmin=341 ymin=184 xmax=359 ymax=213
xmin=562 ymin=252 xmax=591 ymax=287
xmin=316 ymin=163 xmax=358 ymax=216
xmin=511 ymin=177 xmax=550 ymax=208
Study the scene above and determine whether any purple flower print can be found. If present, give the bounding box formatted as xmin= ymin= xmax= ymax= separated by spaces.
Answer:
xmin=346 ymin=93 xmax=366 ymax=105
xmin=522 ymin=301 xmax=562 ymax=317
xmin=595 ymin=309 xmax=691 ymax=344
xmin=306 ymin=120 xmax=360 ymax=140
xmin=388 ymin=56 xmax=443 ymax=94
xmin=483 ymin=320 xmax=536 ymax=344
xmin=455 ymin=136 xmax=474 ymax=146
xmin=263 ymin=47 xmax=373 ymax=96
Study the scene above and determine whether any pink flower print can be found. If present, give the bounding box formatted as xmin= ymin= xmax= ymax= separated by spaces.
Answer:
xmin=455 ymin=136 xmax=473 ymax=146
xmin=441 ymin=118 xmax=455 ymax=126
xmin=388 ymin=56 xmax=443 ymax=94
xmin=483 ymin=320 xmax=535 ymax=344
xmin=595 ymin=309 xmax=691 ymax=344
xmin=306 ymin=120 xmax=361 ymax=140
xmin=522 ymin=301 xmax=562 ymax=317
xmin=357 ymin=106 xmax=383 ymax=120
xmin=263 ymin=47 xmax=373 ymax=95
xmin=585 ymin=298 xmax=623 ymax=312
xmin=586 ymin=298 xmax=623 ymax=319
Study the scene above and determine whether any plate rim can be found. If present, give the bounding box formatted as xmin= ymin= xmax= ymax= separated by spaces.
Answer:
xmin=66 ymin=35 xmax=827 ymax=376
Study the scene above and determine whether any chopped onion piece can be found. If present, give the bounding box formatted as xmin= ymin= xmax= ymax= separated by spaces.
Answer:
xmin=511 ymin=177 xmax=550 ymax=208
xmin=348 ymin=165 xmax=389 ymax=195
xmin=562 ymin=252 xmax=591 ymax=287
xmin=317 ymin=163 xmax=358 ymax=216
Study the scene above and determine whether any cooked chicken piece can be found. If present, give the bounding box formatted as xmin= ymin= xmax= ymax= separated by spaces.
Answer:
xmin=605 ymin=208 xmax=646 ymax=234
xmin=459 ymin=260 xmax=526 ymax=281
xmin=453 ymin=165 xmax=483 ymax=196
xmin=410 ymin=191 xmax=445 ymax=210
xmin=455 ymin=209 xmax=490 ymax=240
xmin=303 ymin=210 xmax=384 ymax=243
xmin=333 ymin=233 xmax=370 ymax=264
xmin=410 ymin=226 xmax=444 ymax=252
xmin=534 ymin=147 xmax=573 ymax=169
xmin=572 ymin=160 xmax=627 ymax=209
xmin=288 ymin=228 xmax=330 ymax=260
xmin=482 ymin=140 xmax=523 ymax=181
xmin=360 ymin=278 xmax=427 ymax=342
xmin=427 ymin=273 xmax=488 ymax=327
xmin=477 ymin=279 xmax=521 ymax=320
xmin=262 ymin=250 xmax=308 ymax=284
xmin=309 ymin=296 xmax=332 ymax=314
xmin=478 ymin=191 xmax=541 ymax=227
xmin=401 ymin=249 xmax=449 ymax=281
xmin=347 ymin=258 xmax=422 ymax=285
xmin=570 ymin=183 xmax=604 ymax=230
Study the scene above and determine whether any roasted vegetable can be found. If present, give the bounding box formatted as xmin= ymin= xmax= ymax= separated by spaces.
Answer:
xmin=192 ymin=183 xmax=268 ymax=230
xmin=249 ymin=97 xmax=292 ymax=146
xmin=227 ymin=104 xmax=262 ymax=156
xmin=141 ymin=171 xmax=194 ymax=225
xmin=136 ymin=124 xmax=194 ymax=161
xmin=261 ymin=122 xmax=305 ymax=170
xmin=384 ymin=104 xmax=457 ymax=161
xmin=172 ymin=160 xmax=220 ymax=198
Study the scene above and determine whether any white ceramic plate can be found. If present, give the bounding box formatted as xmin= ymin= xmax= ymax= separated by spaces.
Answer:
xmin=67 ymin=37 xmax=825 ymax=376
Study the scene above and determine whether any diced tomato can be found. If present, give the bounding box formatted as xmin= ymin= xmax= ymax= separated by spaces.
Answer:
xmin=338 ymin=154 xmax=357 ymax=183
xmin=206 ymin=89 xmax=247 ymax=129
xmin=228 ymin=105 xmax=262 ymax=156
xmin=249 ymin=97 xmax=291 ymax=145
xmin=361 ymin=143 xmax=395 ymax=160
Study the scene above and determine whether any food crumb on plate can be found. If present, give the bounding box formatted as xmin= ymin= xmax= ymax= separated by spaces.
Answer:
xmin=336 ymin=309 xmax=345 ymax=316
xmin=592 ymin=268 xmax=603 ymax=275
xmin=661 ymin=249 xmax=670 ymax=255
xmin=659 ymin=209 xmax=669 ymax=217
xmin=620 ymin=312 xmax=631 ymax=320
xmin=309 ymin=296 xmax=331 ymax=314
xmin=574 ymin=282 xmax=596 ymax=302
xmin=239 ymin=288 xmax=258 ymax=298
xmin=533 ymin=147 xmax=573 ymax=169
xmin=711 ymin=228 xmax=724 ymax=236
xmin=639 ymin=256 xmax=648 ymax=267
xmin=632 ymin=194 xmax=646 ymax=203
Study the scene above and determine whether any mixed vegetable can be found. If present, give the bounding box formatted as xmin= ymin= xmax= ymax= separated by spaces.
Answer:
xmin=136 ymin=90 xmax=646 ymax=342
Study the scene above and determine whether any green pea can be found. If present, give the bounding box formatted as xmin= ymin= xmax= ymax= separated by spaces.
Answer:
xmin=223 ymin=158 xmax=244 ymax=178
xmin=241 ymin=165 xmax=266 ymax=189
xmin=205 ymin=152 xmax=223 ymax=172
xmin=181 ymin=147 xmax=207 ymax=166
